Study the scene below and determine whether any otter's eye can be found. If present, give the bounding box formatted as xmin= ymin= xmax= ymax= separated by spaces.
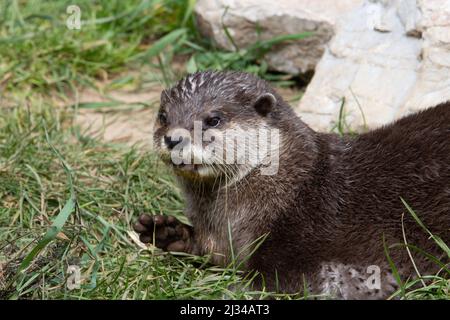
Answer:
xmin=158 ymin=111 xmax=168 ymax=125
xmin=205 ymin=116 xmax=221 ymax=128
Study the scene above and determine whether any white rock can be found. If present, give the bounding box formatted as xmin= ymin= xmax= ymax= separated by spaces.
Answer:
xmin=297 ymin=0 xmax=450 ymax=132
xmin=194 ymin=0 xmax=363 ymax=74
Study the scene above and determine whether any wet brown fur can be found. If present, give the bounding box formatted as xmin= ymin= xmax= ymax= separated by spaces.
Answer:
xmin=139 ymin=71 xmax=450 ymax=299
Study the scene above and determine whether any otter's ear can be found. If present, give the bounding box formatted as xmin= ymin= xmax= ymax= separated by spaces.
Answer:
xmin=253 ymin=93 xmax=276 ymax=116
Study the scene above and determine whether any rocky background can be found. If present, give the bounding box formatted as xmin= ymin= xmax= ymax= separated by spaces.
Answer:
xmin=195 ymin=0 xmax=450 ymax=131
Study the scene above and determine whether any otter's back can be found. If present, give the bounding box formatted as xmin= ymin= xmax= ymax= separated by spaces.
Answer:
xmin=341 ymin=102 xmax=450 ymax=244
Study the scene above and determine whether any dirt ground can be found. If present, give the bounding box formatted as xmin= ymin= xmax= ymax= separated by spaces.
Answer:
xmin=74 ymin=86 xmax=160 ymax=148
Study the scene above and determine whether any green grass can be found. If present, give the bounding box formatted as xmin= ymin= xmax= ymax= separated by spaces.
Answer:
xmin=0 ymin=105 xmax=291 ymax=299
xmin=0 ymin=0 xmax=448 ymax=300
xmin=0 ymin=0 xmax=190 ymax=92
xmin=0 ymin=0 xmax=305 ymax=94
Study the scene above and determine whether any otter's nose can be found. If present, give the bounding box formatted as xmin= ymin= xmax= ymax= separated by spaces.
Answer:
xmin=164 ymin=135 xmax=182 ymax=150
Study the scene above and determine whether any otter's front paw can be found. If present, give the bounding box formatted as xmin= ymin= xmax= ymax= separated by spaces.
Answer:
xmin=133 ymin=214 xmax=193 ymax=252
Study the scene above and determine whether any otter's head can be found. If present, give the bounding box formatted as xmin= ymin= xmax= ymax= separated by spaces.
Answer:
xmin=153 ymin=71 xmax=283 ymax=182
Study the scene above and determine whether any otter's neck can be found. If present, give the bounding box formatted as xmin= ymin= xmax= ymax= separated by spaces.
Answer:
xmin=176 ymin=118 xmax=346 ymax=264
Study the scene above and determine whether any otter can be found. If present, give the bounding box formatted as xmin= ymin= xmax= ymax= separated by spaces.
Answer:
xmin=133 ymin=71 xmax=450 ymax=299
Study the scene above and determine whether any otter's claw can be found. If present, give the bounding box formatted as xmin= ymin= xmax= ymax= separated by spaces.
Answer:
xmin=133 ymin=214 xmax=193 ymax=252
